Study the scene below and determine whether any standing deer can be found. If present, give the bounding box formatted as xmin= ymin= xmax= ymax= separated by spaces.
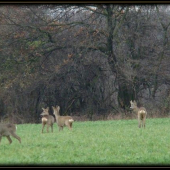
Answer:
xmin=130 ymin=100 xmax=147 ymax=128
xmin=40 ymin=107 xmax=55 ymax=133
xmin=52 ymin=105 xmax=74 ymax=131
xmin=0 ymin=123 xmax=21 ymax=144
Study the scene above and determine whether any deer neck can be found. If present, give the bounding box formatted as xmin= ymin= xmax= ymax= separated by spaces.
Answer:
xmin=133 ymin=106 xmax=139 ymax=113
xmin=54 ymin=110 xmax=60 ymax=118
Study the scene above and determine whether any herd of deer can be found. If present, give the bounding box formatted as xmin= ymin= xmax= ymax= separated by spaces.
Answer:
xmin=41 ymin=105 xmax=74 ymax=133
xmin=0 ymin=101 xmax=147 ymax=145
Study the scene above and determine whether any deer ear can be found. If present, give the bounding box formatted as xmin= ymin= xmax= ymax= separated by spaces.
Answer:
xmin=42 ymin=108 xmax=44 ymax=110
xmin=58 ymin=106 xmax=60 ymax=110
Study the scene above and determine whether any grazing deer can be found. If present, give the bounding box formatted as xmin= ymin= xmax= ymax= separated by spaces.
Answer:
xmin=52 ymin=105 xmax=74 ymax=131
xmin=0 ymin=123 xmax=21 ymax=144
xmin=130 ymin=100 xmax=147 ymax=128
xmin=40 ymin=107 xmax=55 ymax=133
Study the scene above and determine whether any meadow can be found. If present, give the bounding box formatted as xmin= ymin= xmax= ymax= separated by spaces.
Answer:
xmin=0 ymin=117 xmax=170 ymax=167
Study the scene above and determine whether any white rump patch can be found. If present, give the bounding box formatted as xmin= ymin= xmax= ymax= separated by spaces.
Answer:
xmin=69 ymin=119 xmax=74 ymax=122
xmin=139 ymin=110 xmax=146 ymax=114
xmin=42 ymin=117 xmax=48 ymax=122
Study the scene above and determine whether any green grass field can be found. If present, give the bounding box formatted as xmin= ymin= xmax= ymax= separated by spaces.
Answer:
xmin=0 ymin=117 xmax=170 ymax=166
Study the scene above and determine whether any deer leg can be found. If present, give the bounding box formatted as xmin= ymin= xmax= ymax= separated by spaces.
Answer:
xmin=6 ymin=136 xmax=12 ymax=144
xmin=67 ymin=125 xmax=71 ymax=130
xmin=143 ymin=116 xmax=146 ymax=128
xmin=10 ymin=132 xmax=21 ymax=143
xmin=138 ymin=123 xmax=141 ymax=128
xmin=47 ymin=124 xmax=49 ymax=133
xmin=70 ymin=123 xmax=72 ymax=129
xmin=51 ymin=124 xmax=53 ymax=133
xmin=142 ymin=118 xmax=145 ymax=128
xmin=67 ymin=123 xmax=72 ymax=130
xmin=59 ymin=126 xmax=63 ymax=131
xmin=42 ymin=123 xmax=45 ymax=133
xmin=65 ymin=121 xmax=71 ymax=130
xmin=138 ymin=115 xmax=141 ymax=128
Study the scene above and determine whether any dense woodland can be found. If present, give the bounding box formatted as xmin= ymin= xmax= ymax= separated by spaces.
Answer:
xmin=0 ymin=4 xmax=170 ymax=123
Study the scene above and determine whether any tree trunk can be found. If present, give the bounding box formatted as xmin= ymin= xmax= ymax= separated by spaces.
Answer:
xmin=106 ymin=5 xmax=135 ymax=110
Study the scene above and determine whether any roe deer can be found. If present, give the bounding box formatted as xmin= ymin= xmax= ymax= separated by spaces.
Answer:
xmin=40 ymin=107 xmax=55 ymax=133
xmin=130 ymin=100 xmax=147 ymax=128
xmin=0 ymin=123 xmax=21 ymax=144
xmin=52 ymin=105 xmax=74 ymax=131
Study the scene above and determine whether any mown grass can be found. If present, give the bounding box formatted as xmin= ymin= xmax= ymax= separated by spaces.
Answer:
xmin=0 ymin=118 xmax=170 ymax=167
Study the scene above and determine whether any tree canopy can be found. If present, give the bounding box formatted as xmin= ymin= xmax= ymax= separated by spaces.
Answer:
xmin=0 ymin=4 xmax=170 ymax=123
